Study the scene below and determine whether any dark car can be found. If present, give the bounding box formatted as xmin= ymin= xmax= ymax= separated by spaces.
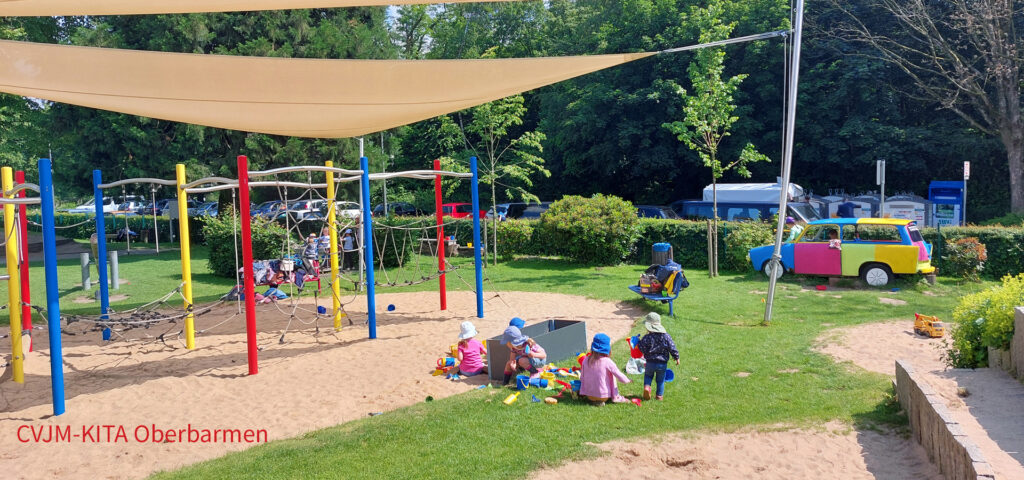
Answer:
xmin=135 ymin=198 xmax=179 ymax=216
xmin=670 ymin=200 xmax=821 ymax=223
xmin=518 ymin=202 xmax=552 ymax=219
xmin=372 ymin=202 xmax=423 ymax=217
xmin=636 ymin=205 xmax=680 ymax=219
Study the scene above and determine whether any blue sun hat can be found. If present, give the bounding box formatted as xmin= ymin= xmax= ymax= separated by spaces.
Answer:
xmin=509 ymin=317 xmax=525 ymax=329
xmin=590 ymin=333 xmax=611 ymax=355
xmin=502 ymin=326 xmax=528 ymax=346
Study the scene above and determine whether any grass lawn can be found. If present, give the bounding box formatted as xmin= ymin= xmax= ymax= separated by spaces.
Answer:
xmin=0 ymin=251 xmax=995 ymax=479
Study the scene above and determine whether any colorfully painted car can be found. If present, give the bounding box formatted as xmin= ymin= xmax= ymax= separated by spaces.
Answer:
xmin=748 ymin=218 xmax=935 ymax=286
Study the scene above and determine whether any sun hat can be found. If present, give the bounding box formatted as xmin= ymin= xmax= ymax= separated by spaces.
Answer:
xmin=458 ymin=321 xmax=478 ymax=340
xmin=785 ymin=216 xmax=795 ymax=224
xmin=502 ymin=326 xmax=528 ymax=346
xmin=509 ymin=317 xmax=525 ymax=329
xmin=591 ymin=333 xmax=611 ymax=355
xmin=643 ymin=312 xmax=666 ymax=334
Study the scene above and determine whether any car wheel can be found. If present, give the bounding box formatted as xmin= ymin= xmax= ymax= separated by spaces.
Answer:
xmin=761 ymin=260 xmax=784 ymax=280
xmin=860 ymin=263 xmax=893 ymax=287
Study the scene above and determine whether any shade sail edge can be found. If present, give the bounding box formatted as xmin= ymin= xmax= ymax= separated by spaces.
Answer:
xmin=0 ymin=0 xmax=522 ymax=17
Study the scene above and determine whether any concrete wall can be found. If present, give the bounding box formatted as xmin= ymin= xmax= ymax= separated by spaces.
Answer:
xmin=895 ymin=360 xmax=996 ymax=480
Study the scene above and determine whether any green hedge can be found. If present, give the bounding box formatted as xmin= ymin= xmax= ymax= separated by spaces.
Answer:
xmin=202 ymin=214 xmax=295 ymax=277
xmin=537 ymin=195 xmax=640 ymax=265
xmin=922 ymin=226 xmax=1024 ymax=279
xmin=948 ymin=274 xmax=1024 ymax=367
xmin=26 ymin=211 xmax=205 ymax=244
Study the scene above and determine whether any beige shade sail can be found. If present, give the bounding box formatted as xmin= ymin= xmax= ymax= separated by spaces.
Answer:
xmin=0 ymin=40 xmax=652 ymax=138
xmin=0 ymin=0 xmax=516 ymax=16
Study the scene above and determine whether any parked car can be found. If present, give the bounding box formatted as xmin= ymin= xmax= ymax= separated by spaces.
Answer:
xmin=440 ymin=202 xmax=485 ymax=219
xmin=671 ymin=200 xmax=821 ymax=223
xmin=193 ymin=201 xmax=218 ymax=217
xmin=636 ymin=205 xmax=680 ymax=219
xmin=518 ymin=202 xmax=552 ymax=219
xmin=372 ymin=202 xmax=423 ymax=217
xmin=136 ymin=198 xmax=195 ymax=216
xmin=276 ymin=199 xmax=326 ymax=221
xmin=252 ymin=200 xmax=286 ymax=218
xmin=69 ymin=195 xmax=145 ymax=214
xmin=486 ymin=202 xmax=530 ymax=221
xmin=113 ymin=201 xmax=145 ymax=215
xmin=324 ymin=201 xmax=362 ymax=221
xmin=748 ymin=218 xmax=935 ymax=286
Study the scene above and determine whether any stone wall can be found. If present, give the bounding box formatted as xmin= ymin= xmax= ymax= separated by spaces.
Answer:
xmin=989 ymin=307 xmax=1024 ymax=381
xmin=895 ymin=360 xmax=995 ymax=480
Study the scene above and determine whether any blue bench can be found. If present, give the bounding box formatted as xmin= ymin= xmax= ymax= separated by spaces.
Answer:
xmin=628 ymin=270 xmax=686 ymax=316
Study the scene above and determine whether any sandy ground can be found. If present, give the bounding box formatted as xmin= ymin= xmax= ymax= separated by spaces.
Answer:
xmin=818 ymin=320 xmax=1024 ymax=479
xmin=0 ymin=291 xmax=642 ymax=480
xmin=535 ymin=422 xmax=942 ymax=480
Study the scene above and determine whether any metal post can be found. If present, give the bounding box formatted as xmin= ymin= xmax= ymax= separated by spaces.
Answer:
xmin=360 ymin=156 xmax=377 ymax=339
xmin=2 ymin=167 xmax=24 ymax=383
xmin=38 ymin=158 xmax=66 ymax=415
xmin=110 ymin=251 xmax=119 ymax=290
xmin=151 ymin=186 xmax=160 ymax=253
xmin=470 ymin=156 xmax=484 ymax=319
xmin=175 ymin=164 xmax=196 ymax=349
xmin=434 ymin=159 xmax=447 ymax=310
xmin=93 ymin=170 xmax=111 ymax=339
xmin=80 ymin=253 xmax=90 ymax=290
xmin=357 ymin=178 xmax=365 ymax=292
xmin=325 ymin=161 xmax=342 ymax=331
xmin=764 ymin=0 xmax=805 ymax=326
xmin=877 ymin=159 xmax=886 ymax=217
xmin=15 ymin=171 xmax=32 ymax=352
xmin=237 ymin=155 xmax=259 ymax=374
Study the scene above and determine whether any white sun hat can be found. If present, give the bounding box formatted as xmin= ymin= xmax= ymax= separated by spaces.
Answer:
xmin=458 ymin=321 xmax=478 ymax=340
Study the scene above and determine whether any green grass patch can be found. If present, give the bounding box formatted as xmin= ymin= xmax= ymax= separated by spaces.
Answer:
xmin=0 ymin=252 xmax=991 ymax=479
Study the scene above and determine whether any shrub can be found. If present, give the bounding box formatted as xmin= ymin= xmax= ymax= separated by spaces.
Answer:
xmin=495 ymin=220 xmax=533 ymax=261
xmin=26 ymin=211 xmax=204 ymax=244
xmin=921 ymin=226 xmax=1024 ymax=278
xmin=980 ymin=212 xmax=1024 ymax=227
xmin=536 ymin=194 xmax=639 ymax=265
xmin=941 ymin=237 xmax=987 ymax=281
xmin=946 ymin=273 xmax=1024 ymax=367
xmin=370 ymin=216 xmax=420 ymax=269
xmin=202 ymin=214 xmax=294 ymax=277
xmin=723 ymin=222 xmax=774 ymax=272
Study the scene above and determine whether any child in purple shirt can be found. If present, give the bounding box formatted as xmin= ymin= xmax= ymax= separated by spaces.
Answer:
xmin=636 ymin=313 xmax=679 ymax=401
xmin=579 ymin=333 xmax=631 ymax=405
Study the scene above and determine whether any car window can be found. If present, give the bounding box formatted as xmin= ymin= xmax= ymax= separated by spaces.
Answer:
xmin=907 ymin=225 xmax=923 ymax=242
xmin=799 ymin=224 xmax=840 ymax=243
xmin=725 ymin=207 xmax=760 ymax=221
xmin=683 ymin=204 xmax=714 ymax=218
xmin=841 ymin=225 xmax=857 ymax=241
xmin=455 ymin=204 xmax=473 ymax=213
xmin=857 ymin=224 xmax=902 ymax=242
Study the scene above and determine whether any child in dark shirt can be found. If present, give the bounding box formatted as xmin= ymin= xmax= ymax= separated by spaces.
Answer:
xmin=636 ymin=312 xmax=680 ymax=401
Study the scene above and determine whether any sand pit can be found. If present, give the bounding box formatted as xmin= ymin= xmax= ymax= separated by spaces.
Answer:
xmin=0 ymin=291 xmax=643 ymax=480
xmin=534 ymin=422 xmax=942 ymax=480
xmin=816 ymin=320 xmax=1024 ymax=478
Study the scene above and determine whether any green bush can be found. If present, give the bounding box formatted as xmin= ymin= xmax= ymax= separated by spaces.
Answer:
xmin=26 ymin=211 xmax=203 ymax=244
xmin=202 ymin=214 xmax=294 ymax=277
xmin=941 ymin=237 xmax=987 ymax=281
xmin=495 ymin=220 xmax=533 ymax=260
xmin=922 ymin=226 xmax=1024 ymax=278
xmin=724 ymin=222 xmax=774 ymax=272
xmin=370 ymin=216 xmax=421 ymax=269
xmin=947 ymin=273 xmax=1024 ymax=367
xmin=536 ymin=194 xmax=639 ymax=265
xmin=980 ymin=212 xmax=1024 ymax=226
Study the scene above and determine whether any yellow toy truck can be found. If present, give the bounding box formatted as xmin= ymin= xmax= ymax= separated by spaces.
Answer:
xmin=914 ymin=313 xmax=945 ymax=338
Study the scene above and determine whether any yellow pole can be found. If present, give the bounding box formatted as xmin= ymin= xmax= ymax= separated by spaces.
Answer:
xmin=175 ymin=164 xmax=195 ymax=349
xmin=2 ymin=167 xmax=24 ymax=383
xmin=325 ymin=161 xmax=342 ymax=331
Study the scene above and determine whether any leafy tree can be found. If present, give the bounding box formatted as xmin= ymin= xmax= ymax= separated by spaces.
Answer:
xmin=663 ymin=0 xmax=770 ymax=276
xmin=391 ymin=5 xmax=432 ymax=59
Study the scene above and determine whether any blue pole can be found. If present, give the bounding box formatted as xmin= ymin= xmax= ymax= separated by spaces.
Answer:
xmin=360 ymin=157 xmax=377 ymax=339
xmin=39 ymin=158 xmax=66 ymax=415
xmin=92 ymin=170 xmax=110 ymax=339
xmin=470 ymin=156 xmax=484 ymax=319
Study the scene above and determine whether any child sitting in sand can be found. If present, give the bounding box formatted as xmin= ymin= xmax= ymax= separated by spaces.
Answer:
xmin=456 ymin=321 xmax=487 ymax=377
xmin=579 ymin=333 xmax=631 ymax=405
xmin=501 ymin=326 xmax=547 ymax=384
xmin=636 ymin=313 xmax=679 ymax=401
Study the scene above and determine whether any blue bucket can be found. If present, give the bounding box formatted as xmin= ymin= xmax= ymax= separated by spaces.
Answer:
xmin=665 ymin=369 xmax=675 ymax=382
xmin=652 ymin=242 xmax=672 ymax=252
xmin=516 ymin=375 xmax=530 ymax=390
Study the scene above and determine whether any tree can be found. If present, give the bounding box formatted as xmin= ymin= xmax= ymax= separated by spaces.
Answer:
xmin=663 ymin=0 xmax=770 ymax=276
xmin=462 ymin=93 xmax=548 ymax=265
xmin=391 ymin=5 xmax=432 ymax=59
xmin=827 ymin=0 xmax=1023 ymax=214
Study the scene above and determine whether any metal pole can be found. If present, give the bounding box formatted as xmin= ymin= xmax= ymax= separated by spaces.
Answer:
xmin=175 ymin=164 xmax=196 ymax=349
xmin=151 ymin=186 xmax=160 ymax=253
xmin=325 ymin=161 xmax=342 ymax=331
xmin=2 ymin=167 xmax=24 ymax=383
xmin=357 ymin=177 xmax=365 ymax=292
xmin=237 ymin=155 xmax=258 ymax=374
xmin=93 ymin=170 xmax=111 ymax=339
xmin=764 ymin=0 xmax=804 ymax=326
xmin=15 ymin=171 xmax=32 ymax=352
xmin=434 ymin=159 xmax=447 ymax=311
xmin=109 ymin=251 xmax=119 ymax=290
xmin=470 ymin=156 xmax=484 ymax=319
xmin=360 ymin=156 xmax=377 ymax=339
xmin=878 ymin=159 xmax=886 ymax=217
xmin=39 ymin=158 xmax=66 ymax=415
xmin=81 ymin=253 xmax=90 ymax=290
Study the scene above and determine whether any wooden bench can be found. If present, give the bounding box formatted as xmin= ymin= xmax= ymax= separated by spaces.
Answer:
xmin=627 ymin=270 xmax=686 ymax=317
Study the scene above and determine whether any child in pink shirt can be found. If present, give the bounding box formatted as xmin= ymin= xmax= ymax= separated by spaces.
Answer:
xmin=456 ymin=321 xmax=487 ymax=377
xmin=579 ymin=333 xmax=631 ymax=405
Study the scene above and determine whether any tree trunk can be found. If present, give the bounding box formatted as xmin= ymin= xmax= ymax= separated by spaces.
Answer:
xmin=491 ymin=181 xmax=498 ymax=266
xmin=712 ymin=180 xmax=718 ymax=277
xmin=1001 ymin=117 xmax=1024 ymax=214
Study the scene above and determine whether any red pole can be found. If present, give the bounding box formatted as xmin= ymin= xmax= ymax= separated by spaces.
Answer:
xmin=237 ymin=155 xmax=258 ymax=375
xmin=15 ymin=171 xmax=32 ymax=352
xmin=434 ymin=159 xmax=447 ymax=311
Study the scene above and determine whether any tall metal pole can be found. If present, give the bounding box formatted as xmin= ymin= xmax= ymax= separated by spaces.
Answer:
xmin=175 ymin=164 xmax=195 ymax=349
xmin=470 ymin=156 xmax=484 ymax=319
xmin=360 ymin=156 xmax=378 ymax=339
xmin=15 ymin=170 xmax=32 ymax=352
xmin=763 ymin=0 xmax=804 ymax=326
xmin=92 ymin=170 xmax=111 ymax=339
xmin=237 ymin=155 xmax=259 ymax=374
xmin=2 ymin=167 xmax=24 ymax=383
xmin=325 ymin=161 xmax=342 ymax=331
xmin=39 ymin=158 xmax=66 ymax=415
xmin=434 ymin=159 xmax=447 ymax=311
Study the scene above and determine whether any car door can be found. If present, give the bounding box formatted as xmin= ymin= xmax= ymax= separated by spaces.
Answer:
xmin=793 ymin=223 xmax=842 ymax=276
